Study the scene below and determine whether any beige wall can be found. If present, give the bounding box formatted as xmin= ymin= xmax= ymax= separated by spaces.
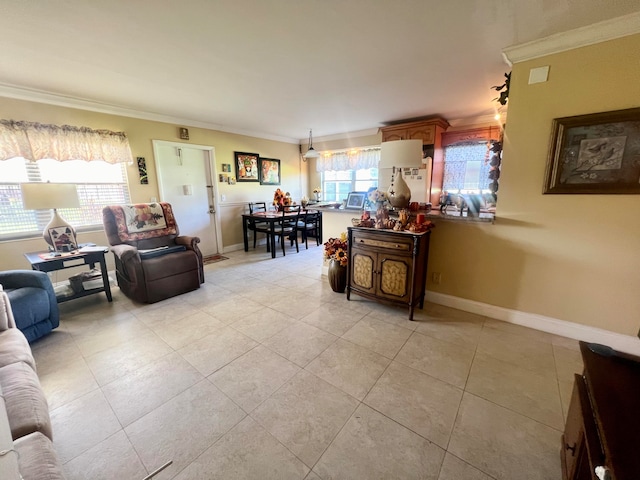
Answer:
xmin=0 ymin=97 xmax=302 ymax=271
xmin=427 ymin=34 xmax=640 ymax=336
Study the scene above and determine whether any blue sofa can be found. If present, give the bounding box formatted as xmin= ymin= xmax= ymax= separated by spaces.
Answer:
xmin=0 ymin=270 xmax=59 ymax=343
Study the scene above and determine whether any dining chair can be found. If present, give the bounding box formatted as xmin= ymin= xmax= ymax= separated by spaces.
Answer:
xmin=274 ymin=205 xmax=301 ymax=256
xmin=248 ymin=202 xmax=271 ymax=249
xmin=298 ymin=210 xmax=321 ymax=249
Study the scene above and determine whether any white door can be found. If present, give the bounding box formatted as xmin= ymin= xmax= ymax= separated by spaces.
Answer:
xmin=153 ymin=141 xmax=221 ymax=257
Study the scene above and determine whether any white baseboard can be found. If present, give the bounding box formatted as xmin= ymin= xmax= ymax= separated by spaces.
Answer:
xmin=425 ymin=291 xmax=640 ymax=356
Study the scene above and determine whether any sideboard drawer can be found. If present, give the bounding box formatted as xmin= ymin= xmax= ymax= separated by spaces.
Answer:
xmin=352 ymin=233 xmax=412 ymax=253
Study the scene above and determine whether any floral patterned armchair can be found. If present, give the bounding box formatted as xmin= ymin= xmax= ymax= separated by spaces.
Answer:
xmin=102 ymin=202 xmax=204 ymax=303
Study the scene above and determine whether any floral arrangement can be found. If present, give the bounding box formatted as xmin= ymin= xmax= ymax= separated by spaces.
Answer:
xmin=323 ymin=232 xmax=348 ymax=267
xmin=313 ymin=187 xmax=321 ymax=194
xmin=273 ymin=188 xmax=291 ymax=207
xmin=367 ymin=189 xmax=388 ymax=204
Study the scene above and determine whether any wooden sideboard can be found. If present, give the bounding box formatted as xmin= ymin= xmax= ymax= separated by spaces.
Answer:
xmin=346 ymin=227 xmax=430 ymax=320
xmin=561 ymin=342 xmax=640 ymax=480
xmin=379 ymin=118 xmax=449 ymax=206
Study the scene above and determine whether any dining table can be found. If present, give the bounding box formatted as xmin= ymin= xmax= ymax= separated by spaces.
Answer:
xmin=242 ymin=209 xmax=322 ymax=258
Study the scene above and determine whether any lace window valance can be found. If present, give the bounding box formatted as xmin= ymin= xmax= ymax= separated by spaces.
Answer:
xmin=0 ymin=120 xmax=133 ymax=164
xmin=315 ymin=147 xmax=381 ymax=172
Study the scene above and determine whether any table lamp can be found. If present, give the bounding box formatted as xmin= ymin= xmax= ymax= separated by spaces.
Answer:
xmin=379 ymin=139 xmax=423 ymax=208
xmin=20 ymin=182 xmax=80 ymax=248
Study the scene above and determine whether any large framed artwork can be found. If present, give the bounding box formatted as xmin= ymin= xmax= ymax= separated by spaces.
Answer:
xmin=234 ymin=152 xmax=260 ymax=182
xmin=258 ymin=158 xmax=281 ymax=185
xmin=544 ymin=107 xmax=640 ymax=194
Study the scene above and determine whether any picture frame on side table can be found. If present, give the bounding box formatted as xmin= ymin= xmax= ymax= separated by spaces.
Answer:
xmin=234 ymin=152 xmax=260 ymax=182
xmin=49 ymin=227 xmax=78 ymax=253
xmin=258 ymin=158 xmax=281 ymax=185
xmin=544 ymin=107 xmax=640 ymax=194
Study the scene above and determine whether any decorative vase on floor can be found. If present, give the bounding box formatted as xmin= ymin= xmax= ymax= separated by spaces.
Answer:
xmin=328 ymin=259 xmax=347 ymax=293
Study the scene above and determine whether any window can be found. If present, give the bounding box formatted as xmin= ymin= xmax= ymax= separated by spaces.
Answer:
xmin=440 ymin=126 xmax=502 ymax=197
xmin=322 ymin=168 xmax=378 ymax=202
xmin=315 ymin=147 xmax=381 ymax=202
xmin=0 ymin=158 xmax=130 ymax=240
xmin=442 ymin=142 xmax=492 ymax=194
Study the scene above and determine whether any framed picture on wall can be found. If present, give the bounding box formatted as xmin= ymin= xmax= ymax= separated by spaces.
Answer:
xmin=258 ymin=158 xmax=281 ymax=185
xmin=234 ymin=152 xmax=260 ymax=182
xmin=544 ymin=107 xmax=640 ymax=194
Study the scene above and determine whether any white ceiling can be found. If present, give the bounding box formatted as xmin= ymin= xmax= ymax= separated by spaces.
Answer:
xmin=0 ymin=1 xmax=638 ymax=143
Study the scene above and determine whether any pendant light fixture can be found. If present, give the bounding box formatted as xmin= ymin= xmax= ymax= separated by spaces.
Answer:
xmin=304 ymin=129 xmax=320 ymax=159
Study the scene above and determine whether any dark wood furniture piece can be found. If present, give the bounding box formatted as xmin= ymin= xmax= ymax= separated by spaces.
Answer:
xmin=561 ymin=341 xmax=640 ymax=480
xmin=379 ymin=118 xmax=449 ymax=206
xmin=24 ymin=249 xmax=112 ymax=303
xmin=346 ymin=227 xmax=430 ymax=320
xmin=273 ymin=205 xmax=301 ymax=256
xmin=242 ymin=210 xmax=322 ymax=259
xmin=247 ymin=202 xmax=270 ymax=249
xmin=299 ymin=210 xmax=321 ymax=249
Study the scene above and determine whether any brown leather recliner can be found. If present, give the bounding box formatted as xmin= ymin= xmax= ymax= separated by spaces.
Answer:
xmin=102 ymin=202 xmax=204 ymax=303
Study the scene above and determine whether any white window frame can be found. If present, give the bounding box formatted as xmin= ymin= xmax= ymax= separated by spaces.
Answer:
xmin=321 ymin=168 xmax=378 ymax=202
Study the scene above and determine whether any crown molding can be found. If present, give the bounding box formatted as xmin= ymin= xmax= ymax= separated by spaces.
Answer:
xmin=447 ymin=113 xmax=506 ymax=129
xmin=503 ymin=11 xmax=640 ymax=65
xmin=1 ymin=82 xmax=506 ymax=145
xmin=0 ymin=83 xmax=299 ymax=144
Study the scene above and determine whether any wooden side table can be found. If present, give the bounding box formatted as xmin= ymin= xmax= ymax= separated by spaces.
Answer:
xmin=24 ymin=249 xmax=112 ymax=303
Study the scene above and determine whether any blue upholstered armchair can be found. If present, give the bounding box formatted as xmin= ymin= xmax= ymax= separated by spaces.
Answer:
xmin=0 ymin=270 xmax=59 ymax=343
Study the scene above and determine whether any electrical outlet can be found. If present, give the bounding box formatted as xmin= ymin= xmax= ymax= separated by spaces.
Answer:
xmin=432 ymin=272 xmax=441 ymax=284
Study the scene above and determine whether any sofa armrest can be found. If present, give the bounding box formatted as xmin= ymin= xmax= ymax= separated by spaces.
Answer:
xmin=110 ymin=244 xmax=140 ymax=263
xmin=175 ymin=236 xmax=204 ymax=284
xmin=0 ymin=270 xmax=52 ymax=291
xmin=0 ymin=288 xmax=16 ymax=331
xmin=109 ymin=244 xmax=145 ymax=286
xmin=0 ymin=271 xmax=56 ymax=330
xmin=175 ymin=235 xmax=201 ymax=251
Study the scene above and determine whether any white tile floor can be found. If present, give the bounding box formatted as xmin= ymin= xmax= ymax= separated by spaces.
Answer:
xmin=30 ymin=244 xmax=583 ymax=479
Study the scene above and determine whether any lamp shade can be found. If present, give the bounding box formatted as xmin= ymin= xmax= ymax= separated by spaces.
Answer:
xmin=304 ymin=147 xmax=320 ymax=159
xmin=379 ymin=139 xmax=423 ymax=169
xmin=20 ymin=183 xmax=80 ymax=210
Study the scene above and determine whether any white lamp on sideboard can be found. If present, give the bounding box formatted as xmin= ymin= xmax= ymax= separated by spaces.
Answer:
xmin=379 ymin=139 xmax=423 ymax=208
